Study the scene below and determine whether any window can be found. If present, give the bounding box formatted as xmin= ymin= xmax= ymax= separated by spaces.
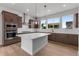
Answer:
xmin=47 ymin=18 xmax=60 ymax=29
xmin=40 ymin=15 xmax=74 ymax=29
xmin=41 ymin=20 xmax=46 ymax=29
xmin=62 ymin=15 xmax=74 ymax=29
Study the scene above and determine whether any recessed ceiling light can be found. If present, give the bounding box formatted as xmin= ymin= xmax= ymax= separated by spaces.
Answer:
xmin=26 ymin=9 xmax=29 ymax=12
xmin=48 ymin=9 xmax=51 ymax=12
xmin=62 ymin=4 xmax=66 ymax=7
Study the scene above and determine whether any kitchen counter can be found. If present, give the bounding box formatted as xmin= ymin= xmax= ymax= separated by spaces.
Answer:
xmin=17 ymin=33 xmax=50 ymax=55
xmin=18 ymin=28 xmax=79 ymax=35
xmin=53 ymin=29 xmax=79 ymax=35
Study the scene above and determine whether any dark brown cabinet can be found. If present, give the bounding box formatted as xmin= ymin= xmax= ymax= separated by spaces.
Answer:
xmin=28 ymin=19 xmax=39 ymax=28
xmin=48 ymin=33 xmax=78 ymax=46
xmin=4 ymin=36 xmax=21 ymax=46
xmin=2 ymin=11 xmax=22 ymax=46
xmin=75 ymin=13 xmax=78 ymax=28
xmin=12 ymin=15 xmax=17 ymax=24
xmin=55 ymin=33 xmax=67 ymax=43
xmin=2 ymin=11 xmax=22 ymax=28
xmin=3 ymin=11 xmax=12 ymax=23
xmin=48 ymin=33 xmax=56 ymax=41
xmin=2 ymin=11 xmax=17 ymax=24
xmin=66 ymin=34 xmax=78 ymax=45
xmin=17 ymin=15 xmax=22 ymax=28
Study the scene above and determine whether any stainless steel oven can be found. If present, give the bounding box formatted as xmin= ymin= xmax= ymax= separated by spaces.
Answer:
xmin=5 ymin=23 xmax=17 ymax=30
xmin=5 ymin=23 xmax=17 ymax=40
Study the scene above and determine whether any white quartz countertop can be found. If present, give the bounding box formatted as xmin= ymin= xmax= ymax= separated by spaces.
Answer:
xmin=53 ymin=29 xmax=79 ymax=35
xmin=18 ymin=28 xmax=79 ymax=35
xmin=17 ymin=33 xmax=50 ymax=40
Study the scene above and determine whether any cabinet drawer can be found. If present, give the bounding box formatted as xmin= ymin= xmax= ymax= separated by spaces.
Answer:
xmin=48 ymin=33 xmax=56 ymax=41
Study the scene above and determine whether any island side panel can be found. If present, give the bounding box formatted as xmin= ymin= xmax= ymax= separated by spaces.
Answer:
xmin=32 ymin=36 xmax=48 ymax=55
xmin=21 ymin=36 xmax=33 ymax=55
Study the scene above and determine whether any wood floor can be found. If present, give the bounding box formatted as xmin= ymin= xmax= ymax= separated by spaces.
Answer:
xmin=0 ymin=41 xmax=78 ymax=56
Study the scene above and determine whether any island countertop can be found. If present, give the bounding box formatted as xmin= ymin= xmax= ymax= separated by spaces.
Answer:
xmin=17 ymin=33 xmax=50 ymax=40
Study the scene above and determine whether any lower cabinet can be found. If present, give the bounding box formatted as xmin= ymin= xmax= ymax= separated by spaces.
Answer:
xmin=48 ymin=33 xmax=78 ymax=46
xmin=66 ymin=34 xmax=78 ymax=45
xmin=3 ymin=36 xmax=21 ymax=46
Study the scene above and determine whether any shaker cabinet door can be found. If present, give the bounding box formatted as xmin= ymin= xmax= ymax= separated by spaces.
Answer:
xmin=2 ymin=11 xmax=17 ymax=24
xmin=2 ymin=11 xmax=22 ymax=28
xmin=11 ymin=14 xmax=17 ymax=24
xmin=3 ymin=11 xmax=12 ymax=23
xmin=17 ymin=16 xmax=22 ymax=28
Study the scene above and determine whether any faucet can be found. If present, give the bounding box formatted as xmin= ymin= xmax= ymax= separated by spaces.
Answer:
xmin=52 ymin=29 xmax=54 ymax=32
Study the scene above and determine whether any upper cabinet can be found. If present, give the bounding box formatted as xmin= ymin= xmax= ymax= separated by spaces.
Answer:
xmin=2 ymin=11 xmax=17 ymax=24
xmin=78 ymin=13 xmax=79 ymax=28
xmin=2 ymin=11 xmax=22 ymax=28
xmin=17 ymin=15 xmax=22 ymax=28
xmin=75 ymin=13 xmax=78 ymax=28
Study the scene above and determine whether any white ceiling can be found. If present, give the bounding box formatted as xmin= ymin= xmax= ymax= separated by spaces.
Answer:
xmin=0 ymin=3 xmax=79 ymax=17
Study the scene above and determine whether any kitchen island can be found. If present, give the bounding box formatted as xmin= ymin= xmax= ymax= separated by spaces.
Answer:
xmin=18 ymin=33 xmax=50 ymax=55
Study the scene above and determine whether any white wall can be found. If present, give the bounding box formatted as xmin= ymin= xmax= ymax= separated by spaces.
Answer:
xmin=0 ymin=12 xmax=3 ymax=45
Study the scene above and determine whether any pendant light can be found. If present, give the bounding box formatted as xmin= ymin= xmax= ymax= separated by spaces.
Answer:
xmin=44 ymin=4 xmax=47 ymax=17
xmin=34 ymin=4 xmax=39 ymax=28
xmin=35 ymin=4 xmax=38 ymax=20
xmin=23 ymin=12 xmax=29 ymax=25
xmin=23 ymin=8 xmax=30 ymax=25
xmin=44 ymin=4 xmax=47 ymax=29
xmin=23 ymin=13 xmax=26 ymax=24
